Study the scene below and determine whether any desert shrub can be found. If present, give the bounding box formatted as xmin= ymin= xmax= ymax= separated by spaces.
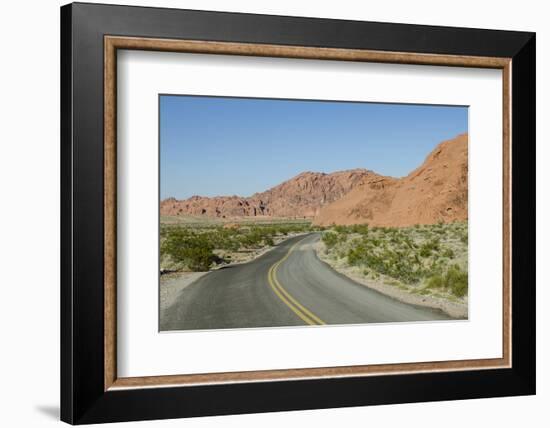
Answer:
xmin=347 ymin=244 xmax=368 ymax=266
xmin=371 ymin=238 xmax=382 ymax=247
xmin=333 ymin=225 xmax=348 ymax=234
xmin=426 ymin=264 xmax=468 ymax=297
xmin=347 ymin=245 xmax=425 ymax=284
xmin=207 ymin=227 xmax=240 ymax=251
xmin=419 ymin=246 xmax=431 ymax=258
xmin=349 ymin=224 xmax=370 ymax=235
xmin=442 ymin=248 xmax=455 ymax=259
xmin=426 ymin=274 xmax=444 ymax=289
xmin=238 ymin=228 xmax=263 ymax=247
xmin=400 ymin=235 xmax=416 ymax=249
xmin=186 ymin=246 xmax=216 ymax=271
xmin=316 ymin=221 xmax=468 ymax=296
xmin=322 ymin=231 xmax=339 ymax=249
xmin=160 ymin=220 xmax=315 ymax=272
xmin=162 ymin=230 xmax=216 ymax=271
xmin=446 ymin=264 xmax=468 ymax=297
xmin=419 ymin=238 xmax=440 ymax=257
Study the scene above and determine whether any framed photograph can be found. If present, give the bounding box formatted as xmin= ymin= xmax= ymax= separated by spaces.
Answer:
xmin=60 ymin=2 xmax=535 ymax=424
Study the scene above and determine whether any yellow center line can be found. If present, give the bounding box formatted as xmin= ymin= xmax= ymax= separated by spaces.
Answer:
xmin=267 ymin=237 xmax=326 ymax=326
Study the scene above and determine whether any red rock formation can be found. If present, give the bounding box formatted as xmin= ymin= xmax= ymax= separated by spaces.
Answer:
xmin=160 ymin=169 xmax=376 ymax=219
xmin=312 ymin=133 xmax=468 ymax=227
xmin=161 ymin=133 xmax=468 ymax=227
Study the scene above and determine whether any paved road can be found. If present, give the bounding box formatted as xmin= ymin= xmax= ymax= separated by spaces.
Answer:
xmin=160 ymin=233 xmax=450 ymax=331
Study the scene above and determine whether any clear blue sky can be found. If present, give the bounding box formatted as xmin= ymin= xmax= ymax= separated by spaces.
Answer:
xmin=160 ymin=95 xmax=467 ymax=200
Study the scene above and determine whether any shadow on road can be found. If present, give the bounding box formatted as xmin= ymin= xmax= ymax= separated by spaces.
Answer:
xmin=216 ymin=265 xmax=237 ymax=270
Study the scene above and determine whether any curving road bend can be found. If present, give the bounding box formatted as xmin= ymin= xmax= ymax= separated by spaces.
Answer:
xmin=160 ymin=233 xmax=451 ymax=331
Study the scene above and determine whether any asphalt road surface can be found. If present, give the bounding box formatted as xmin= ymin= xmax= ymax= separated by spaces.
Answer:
xmin=160 ymin=233 xmax=451 ymax=331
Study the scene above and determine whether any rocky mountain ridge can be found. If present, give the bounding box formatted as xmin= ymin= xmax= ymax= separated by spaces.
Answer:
xmin=160 ymin=169 xmax=377 ymax=219
xmin=161 ymin=133 xmax=468 ymax=226
xmin=313 ymin=133 xmax=468 ymax=226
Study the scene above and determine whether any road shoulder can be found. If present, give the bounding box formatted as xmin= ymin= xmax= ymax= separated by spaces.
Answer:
xmin=160 ymin=271 xmax=209 ymax=313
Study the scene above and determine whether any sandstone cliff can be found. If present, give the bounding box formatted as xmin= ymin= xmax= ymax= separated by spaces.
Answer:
xmin=160 ymin=169 xmax=376 ymax=219
xmin=312 ymin=133 xmax=468 ymax=227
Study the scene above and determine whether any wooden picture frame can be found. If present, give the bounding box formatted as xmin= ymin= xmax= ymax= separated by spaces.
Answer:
xmin=61 ymin=2 xmax=535 ymax=424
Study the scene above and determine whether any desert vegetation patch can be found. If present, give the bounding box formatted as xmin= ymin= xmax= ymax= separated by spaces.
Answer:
xmin=320 ymin=222 xmax=468 ymax=300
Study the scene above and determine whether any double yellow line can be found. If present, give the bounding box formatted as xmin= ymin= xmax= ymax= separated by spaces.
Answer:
xmin=267 ymin=237 xmax=325 ymax=326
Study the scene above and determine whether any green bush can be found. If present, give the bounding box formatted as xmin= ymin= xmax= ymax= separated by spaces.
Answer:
xmin=426 ymin=274 xmax=444 ymax=289
xmin=446 ymin=264 xmax=468 ymax=297
xmin=442 ymin=248 xmax=455 ymax=259
xmin=160 ymin=221 xmax=314 ymax=272
xmin=319 ymin=221 xmax=468 ymax=298
xmin=426 ymin=264 xmax=468 ymax=297
xmin=419 ymin=246 xmax=431 ymax=258
xmin=419 ymin=238 xmax=440 ymax=257
xmin=347 ymin=245 xmax=426 ymax=284
xmin=322 ymin=231 xmax=339 ymax=249
xmin=349 ymin=224 xmax=370 ymax=235
xmin=162 ymin=230 xmax=216 ymax=271
xmin=347 ymin=244 xmax=368 ymax=266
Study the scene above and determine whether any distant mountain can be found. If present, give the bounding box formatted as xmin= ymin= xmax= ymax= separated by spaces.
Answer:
xmin=313 ymin=133 xmax=468 ymax=227
xmin=161 ymin=133 xmax=468 ymax=226
xmin=160 ymin=169 xmax=376 ymax=219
